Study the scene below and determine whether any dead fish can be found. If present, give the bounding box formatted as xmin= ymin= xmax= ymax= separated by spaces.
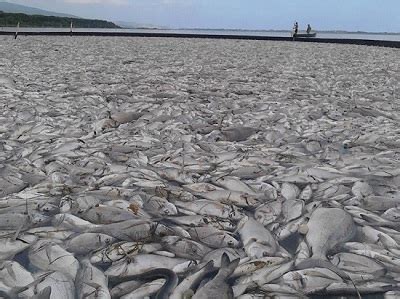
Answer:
xmin=88 ymin=219 xmax=158 ymax=241
xmin=296 ymin=208 xmax=357 ymax=283
xmin=80 ymin=205 xmax=138 ymax=224
xmin=0 ymin=213 xmax=43 ymax=231
xmin=330 ymin=252 xmax=386 ymax=277
xmin=202 ymin=248 xmax=244 ymax=267
xmin=238 ymin=216 xmax=279 ymax=257
xmin=0 ymin=234 xmax=38 ymax=260
xmin=76 ymin=259 xmax=110 ymax=299
xmin=221 ymin=127 xmax=257 ymax=142
xmin=110 ymin=268 xmax=178 ymax=299
xmin=235 ymin=260 xmax=294 ymax=286
xmin=65 ymin=232 xmax=116 ymax=255
xmin=197 ymin=190 xmax=261 ymax=208
xmin=382 ymin=207 xmax=400 ymax=222
xmin=0 ymin=261 xmax=35 ymax=297
xmin=33 ymin=271 xmax=75 ymax=299
xmin=105 ymin=254 xmax=189 ymax=278
xmin=170 ymin=261 xmax=214 ymax=299
xmin=283 ymin=267 xmax=343 ymax=293
xmin=232 ymin=256 xmax=289 ymax=278
xmin=155 ymin=167 xmax=195 ymax=184
xmin=175 ymin=200 xmax=245 ymax=220
xmin=211 ymin=176 xmax=256 ymax=194
xmin=254 ymin=200 xmax=283 ymax=226
xmin=28 ymin=240 xmax=80 ymax=280
xmin=111 ymin=111 xmax=144 ymax=124
xmin=188 ymin=226 xmax=239 ymax=248
xmin=142 ymin=195 xmax=178 ymax=216
xmin=192 ymin=253 xmax=239 ymax=299
xmin=183 ymin=183 xmax=224 ymax=193
xmin=164 ymin=215 xmax=236 ymax=231
xmin=90 ymin=242 xmax=162 ymax=265
xmin=351 ymin=181 xmax=373 ymax=199
xmin=161 ymin=236 xmax=212 ymax=260
xmin=120 ymin=278 xmax=166 ymax=299
xmin=281 ymin=183 xmax=300 ymax=201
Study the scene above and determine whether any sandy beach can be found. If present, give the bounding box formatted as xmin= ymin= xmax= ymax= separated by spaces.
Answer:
xmin=1 ymin=36 xmax=400 ymax=297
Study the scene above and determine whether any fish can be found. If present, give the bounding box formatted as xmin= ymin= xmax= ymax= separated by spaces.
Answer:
xmin=187 ymin=226 xmax=239 ymax=248
xmin=192 ymin=253 xmax=239 ymax=299
xmin=90 ymin=242 xmax=162 ymax=265
xmin=33 ymin=272 xmax=75 ymax=299
xmin=238 ymin=216 xmax=279 ymax=258
xmin=196 ymin=190 xmax=261 ymax=208
xmin=28 ymin=240 xmax=80 ymax=280
xmin=161 ymin=236 xmax=212 ymax=260
xmin=110 ymin=268 xmax=178 ymax=299
xmin=170 ymin=261 xmax=214 ymax=299
xmin=105 ymin=254 xmax=189 ymax=278
xmin=1 ymin=35 xmax=400 ymax=298
xmin=76 ymin=259 xmax=110 ymax=299
xmin=283 ymin=267 xmax=343 ymax=294
xmin=65 ymin=232 xmax=116 ymax=255
xmin=175 ymin=200 xmax=245 ymax=220
xmin=0 ymin=235 xmax=38 ymax=260
xmin=295 ymin=207 xmax=359 ymax=290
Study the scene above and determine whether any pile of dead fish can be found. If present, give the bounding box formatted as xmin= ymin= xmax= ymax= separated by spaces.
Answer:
xmin=0 ymin=36 xmax=400 ymax=298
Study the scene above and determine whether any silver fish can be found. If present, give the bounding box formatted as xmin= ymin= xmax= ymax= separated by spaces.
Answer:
xmin=192 ymin=253 xmax=239 ymax=299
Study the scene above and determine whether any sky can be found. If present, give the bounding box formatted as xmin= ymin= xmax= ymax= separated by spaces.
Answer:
xmin=6 ymin=0 xmax=400 ymax=32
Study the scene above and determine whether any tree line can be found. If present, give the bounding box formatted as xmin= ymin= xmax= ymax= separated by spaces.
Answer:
xmin=0 ymin=11 xmax=120 ymax=28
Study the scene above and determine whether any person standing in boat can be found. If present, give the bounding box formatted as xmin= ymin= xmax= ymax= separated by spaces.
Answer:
xmin=293 ymin=22 xmax=299 ymax=35
xmin=293 ymin=21 xmax=299 ymax=36
xmin=307 ymin=24 xmax=312 ymax=34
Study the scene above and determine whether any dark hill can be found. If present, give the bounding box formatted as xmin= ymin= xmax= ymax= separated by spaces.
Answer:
xmin=0 ymin=11 xmax=120 ymax=28
xmin=0 ymin=1 xmax=76 ymax=17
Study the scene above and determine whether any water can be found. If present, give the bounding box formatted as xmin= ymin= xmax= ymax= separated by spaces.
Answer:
xmin=1 ymin=27 xmax=400 ymax=42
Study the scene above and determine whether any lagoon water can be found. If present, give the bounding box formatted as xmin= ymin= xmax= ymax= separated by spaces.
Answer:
xmin=1 ymin=27 xmax=400 ymax=41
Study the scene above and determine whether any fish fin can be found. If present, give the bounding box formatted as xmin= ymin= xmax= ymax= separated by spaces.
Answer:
xmin=5 ymin=263 xmax=17 ymax=281
xmin=45 ymin=243 xmax=52 ymax=262
xmin=13 ymin=221 xmax=25 ymax=241
xmin=296 ymin=258 xmax=361 ymax=299
xmin=220 ymin=252 xmax=231 ymax=268
xmin=219 ymin=253 xmax=240 ymax=277
xmin=34 ymin=286 xmax=52 ymax=299
xmin=296 ymin=258 xmax=350 ymax=280
xmin=10 ymin=271 xmax=54 ymax=299
xmin=204 ymin=260 xmax=215 ymax=272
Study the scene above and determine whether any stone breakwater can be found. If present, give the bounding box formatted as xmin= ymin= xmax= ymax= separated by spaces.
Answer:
xmin=0 ymin=36 xmax=400 ymax=298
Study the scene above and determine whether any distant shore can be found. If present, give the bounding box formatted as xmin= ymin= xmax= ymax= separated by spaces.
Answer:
xmin=174 ymin=28 xmax=400 ymax=35
xmin=0 ymin=11 xmax=120 ymax=28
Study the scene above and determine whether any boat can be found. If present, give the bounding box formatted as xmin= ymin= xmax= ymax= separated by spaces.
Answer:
xmin=292 ymin=32 xmax=317 ymax=38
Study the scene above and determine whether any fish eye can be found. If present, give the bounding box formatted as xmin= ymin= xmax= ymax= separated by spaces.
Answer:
xmin=227 ymin=240 xmax=234 ymax=246
xmin=262 ymin=251 xmax=269 ymax=257
xmin=203 ymin=217 xmax=209 ymax=224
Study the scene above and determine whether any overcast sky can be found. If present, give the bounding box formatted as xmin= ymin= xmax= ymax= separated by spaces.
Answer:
xmin=7 ymin=0 xmax=400 ymax=32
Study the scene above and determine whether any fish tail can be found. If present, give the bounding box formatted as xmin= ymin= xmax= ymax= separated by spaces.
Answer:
xmin=296 ymin=258 xmax=361 ymax=299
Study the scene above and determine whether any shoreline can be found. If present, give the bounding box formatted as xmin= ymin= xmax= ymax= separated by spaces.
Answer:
xmin=1 ymin=30 xmax=400 ymax=48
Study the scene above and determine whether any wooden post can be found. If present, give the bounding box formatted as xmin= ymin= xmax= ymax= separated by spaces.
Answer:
xmin=70 ymin=21 xmax=73 ymax=36
xmin=14 ymin=22 xmax=19 ymax=39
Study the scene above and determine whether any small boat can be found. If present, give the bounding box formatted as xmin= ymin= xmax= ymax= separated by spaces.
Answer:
xmin=292 ymin=32 xmax=317 ymax=38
